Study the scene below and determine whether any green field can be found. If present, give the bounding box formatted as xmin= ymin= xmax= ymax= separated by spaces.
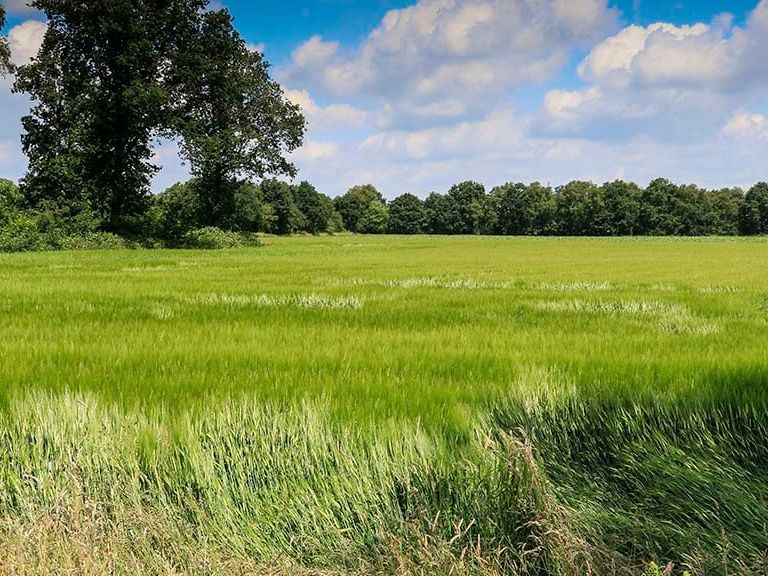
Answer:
xmin=1 ymin=236 xmax=767 ymax=575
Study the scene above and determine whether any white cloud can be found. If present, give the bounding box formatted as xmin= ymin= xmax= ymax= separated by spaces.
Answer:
xmin=0 ymin=20 xmax=46 ymax=181
xmin=279 ymin=0 xmax=768 ymax=198
xmin=544 ymin=88 xmax=603 ymax=119
xmin=292 ymin=104 xmax=768 ymax=198
xmin=537 ymin=1 xmax=768 ymax=144
xmin=282 ymin=0 xmax=617 ymax=116
xmin=284 ymin=89 xmax=371 ymax=131
xmin=292 ymin=140 xmax=340 ymax=163
xmin=723 ymin=111 xmax=768 ymax=141
xmin=577 ymin=23 xmax=708 ymax=88
xmin=578 ymin=2 xmax=768 ymax=91
xmin=8 ymin=19 xmax=46 ymax=65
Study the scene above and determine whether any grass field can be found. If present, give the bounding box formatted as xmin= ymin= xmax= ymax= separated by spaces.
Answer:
xmin=1 ymin=236 xmax=767 ymax=575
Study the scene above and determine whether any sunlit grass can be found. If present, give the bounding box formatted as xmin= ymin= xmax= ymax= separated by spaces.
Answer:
xmin=0 ymin=236 xmax=767 ymax=575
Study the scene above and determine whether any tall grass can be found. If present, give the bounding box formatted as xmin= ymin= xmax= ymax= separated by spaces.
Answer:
xmin=0 ymin=236 xmax=767 ymax=574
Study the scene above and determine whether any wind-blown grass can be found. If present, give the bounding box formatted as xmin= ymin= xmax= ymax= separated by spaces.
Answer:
xmin=0 ymin=236 xmax=767 ymax=575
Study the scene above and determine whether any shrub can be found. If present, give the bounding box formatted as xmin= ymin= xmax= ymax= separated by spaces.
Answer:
xmin=60 ymin=232 xmax=127 ymax=251
xmin=149 ymin=182 xmax=205 ymax=246
xmin=182 ymin=227 xmax=258 ymax=250
xmin=0 ymin=212 xmax=49 ymax=252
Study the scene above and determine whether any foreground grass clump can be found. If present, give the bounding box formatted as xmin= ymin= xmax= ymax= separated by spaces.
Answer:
xmin=0 ymin=236 xmax=767 ymax=575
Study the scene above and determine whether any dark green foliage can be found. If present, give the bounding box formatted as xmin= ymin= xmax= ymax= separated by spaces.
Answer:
xmin=411 ymin=178 xmax=752 ymax=238
xmin=0 ymin=182 xmax=103 ymax=252
xmin=148 ymin=181 xmax=204 ymax=245
xmin=485 ymin=182 xmax=556 ymax=236
xmin=638 ymin=179 xmax=711 ymax=236
xmin=334 ymin=184 xmax=384 ymax=233
xmin=388 ymin=193 xmax=427 ymax=234
xmin=170 ymin=10 xmax=304 ymax=228
xmin=706 ymin=188 xmax=743 ymax=236
xmin=182 ymin=226 xmax=253 ymax=249
xmin=358 ymin=200 xmax=389 ymax=234
xmin=293 ymin=181 xmax=333 ymax=235
xmin=0 ymin=178 xmax=21 ymax=214
xmin=0 ymin=212 xmax=49 ymax=252
xmin=555 ymin=181 xmax=608 ymax=236
xmin=261 ymin=179 xmax=301 ymax=236
xmin=739 ymin=182 xmax=768 ymax=235
xmin=424 ymin=192 xmax=462 ymax=235
xmin=149 ymin=179 xmax=266 ymax=243
xmin=601 ymin=180 xmax=642 ymax=236
xmin=0 ymin=3 xmax=11 ymax=74
xmin=15 ymin=0 xmax=208 ymax=234
xmin=447 ymin=181 xmax=485 ymax=235
xmin=232 ymin=182 xmax=264 ymax=233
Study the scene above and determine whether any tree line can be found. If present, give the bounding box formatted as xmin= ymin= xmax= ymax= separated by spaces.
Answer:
xmin=1 ymin=1 xmax=768 ymax=250
xmin=0 ymin=0 xmax=304 ymax=246
xmin=92 ymin=176 xmax=768 ymax=242
xmin=153 ymin=178 xmax=766 ymax=239
xmin=3 ymin=173 xmax=768 ymax=251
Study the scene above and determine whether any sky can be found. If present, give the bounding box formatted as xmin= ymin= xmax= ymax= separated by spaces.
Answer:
xmin=2 ymin=0 xmax=768 ymax=198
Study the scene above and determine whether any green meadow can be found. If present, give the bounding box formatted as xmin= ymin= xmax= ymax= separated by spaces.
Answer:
xmin=1 ymin=236 xmax=767 ymax=575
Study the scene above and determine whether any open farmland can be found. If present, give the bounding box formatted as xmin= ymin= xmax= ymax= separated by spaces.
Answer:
xmin=1 ymin=236 xmax=767 ymax=575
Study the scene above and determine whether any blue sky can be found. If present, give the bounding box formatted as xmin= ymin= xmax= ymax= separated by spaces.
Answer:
xmin=2 ymin=0 xmax=768 ymax=197
xmin=224 ymin=1 xmax=761 ymax=63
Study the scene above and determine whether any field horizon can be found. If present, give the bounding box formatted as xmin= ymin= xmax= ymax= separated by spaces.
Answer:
xmin=1 ymin=236 xmax=767 ymax=575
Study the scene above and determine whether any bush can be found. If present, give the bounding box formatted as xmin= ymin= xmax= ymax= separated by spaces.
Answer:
xmin=0 ymin=212 xmax=49 ymax=252
xmin=182 ymin=227 xmax=258 ymax=250
xmin=149 ymin=182 xmax=205 ymax=246
xmin=60 ymin=232 xmax=127 ymax=251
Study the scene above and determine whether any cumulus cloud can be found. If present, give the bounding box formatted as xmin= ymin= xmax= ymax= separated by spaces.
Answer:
xmin=293 ymin=104 xmax=768 ymax=198
xmin=284 ymin=89 xmax=371 ymax=131
xmin=577 ymin=23 xmax=709 ymax=88
xmin=292 ymin=140 xmax=340 ymax=163
xmin=8 ymin=19 xmax=46 ymax=65
xmin=577 ymin=1 xmax=768 ymax=92
xmin=0 ymin=19 xmax=46 ymax=181
xmin=282 ymin=0 xmax=617 ymax=122
xmin=276 ymin=0 xmax=768 ymax=197
xmin=723 ymin=111 xmax=768 ymax=141
xmin=537 ymin=1 xmax=768 ymax=143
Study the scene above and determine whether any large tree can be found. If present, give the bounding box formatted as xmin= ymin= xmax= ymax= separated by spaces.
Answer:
xmin=424 ymin=192 xmax=462 ymax=235
xmin=447 ymin=181 xmax=485 ymax=235
xmin=171 ymin=10 xmax=304 ymax=228
xmin=601 ymin=180 xmax=641 ymax=236
xmin=334 ymin=184 xmax=384 ymax=233
xmin=388 ymin=193 xmax=427 ymax=234
xmin=0 ymin=3 xmax=11 ymax=74
xmin=293 ymin=181 xmax=332 ymax=235
xmin=706 ymin=187 xmax=743 ymax=236
xmin=15 ymin=0 xmax=207 ymax=233
xmin=486 ymin=182 xmax=555 ymax=236
xmin=739 ymin=182 xmax=768 ymax=235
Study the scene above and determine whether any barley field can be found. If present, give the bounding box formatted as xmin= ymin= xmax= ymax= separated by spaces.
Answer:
xmin=1 ymin=236 xmax=767 ymax=575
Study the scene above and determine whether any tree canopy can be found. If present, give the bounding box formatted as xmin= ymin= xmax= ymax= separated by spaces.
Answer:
xmin=388 ymin=193 xmax=427 ymax=234
xmin=334 ymin=185 xmax=384 ymax=233
xmin=0 ymin=3 xmax=11 ymax=74
xmin=739 ymin=182 xmax=768 ymax=235
xmin=12 ymin=0 xmax=303 ymax=235
xmin=170 ymin=9 xmax=304 ymax=227
xmin=0 ymin=0 xmax=767 ymax=248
